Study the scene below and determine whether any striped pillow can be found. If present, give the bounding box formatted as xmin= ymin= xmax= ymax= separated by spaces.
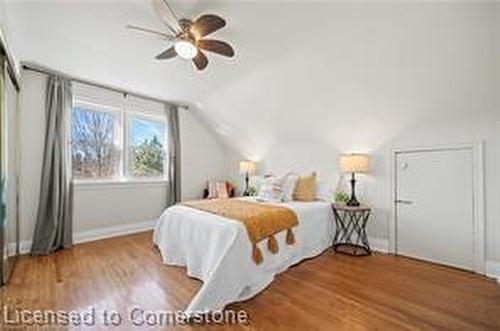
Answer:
xmin=258 ymin=175 xmax=286 ymax=203
xmin=216 ymin=182 xmax=229 ymax=198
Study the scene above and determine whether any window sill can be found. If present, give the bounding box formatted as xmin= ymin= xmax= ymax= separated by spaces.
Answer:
xmin=73 ymin=179 xmax=169 ymax=190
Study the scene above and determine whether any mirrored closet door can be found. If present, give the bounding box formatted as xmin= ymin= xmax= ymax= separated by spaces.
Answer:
xmin=0 ymin=54 xmax=20 ymax=284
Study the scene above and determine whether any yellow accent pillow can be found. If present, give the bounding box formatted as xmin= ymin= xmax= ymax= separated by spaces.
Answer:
xmin=293 ymin=172 xmax=317 ymax=201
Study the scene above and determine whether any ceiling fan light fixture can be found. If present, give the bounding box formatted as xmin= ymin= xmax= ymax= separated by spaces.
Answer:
xmin=174 ymin=40 xmax=198 ymax=59
xmin=131 ymin=2 xmax=234 ymax=70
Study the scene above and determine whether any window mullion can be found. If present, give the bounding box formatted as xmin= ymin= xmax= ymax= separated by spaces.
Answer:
xmin=121 ymin=98 xmax=128 ymax=180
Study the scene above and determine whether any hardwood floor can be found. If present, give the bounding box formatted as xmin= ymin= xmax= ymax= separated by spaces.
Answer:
xmin=1 ymin=231 xmax=499 ymax=330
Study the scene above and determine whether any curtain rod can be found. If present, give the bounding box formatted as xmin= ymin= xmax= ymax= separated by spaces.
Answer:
xmin=21 ymin=62 xmax=189 ymax=109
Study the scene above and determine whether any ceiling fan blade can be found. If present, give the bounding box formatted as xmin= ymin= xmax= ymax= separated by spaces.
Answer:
xmin=192 ymin=51 xmax=208 ymax=70
xmin=126 ymin=25 xmax=175 ymax=41
xmin=190 ymin=14 xmax=226 ymax=38
xmin=155 ymin=47 xmax=177 ymax=60
xmin=197 ymin=39 xmax=234 ymax=57
xmin=151 ymin=0 xmax=180 ymax=34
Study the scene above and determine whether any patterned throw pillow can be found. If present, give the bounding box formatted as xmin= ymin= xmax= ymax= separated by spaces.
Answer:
xmin=293 ymin=172 xmax=317 ymax=201
xmin=258 ymin=175 xmax=286 ymax=203
xmin=207 ymin=180 xmax=230 ymax=199
xmin=207 ymin=180 xmax=218 ymax=199
xmin=216 ymin=182 xmax=229 ymax=198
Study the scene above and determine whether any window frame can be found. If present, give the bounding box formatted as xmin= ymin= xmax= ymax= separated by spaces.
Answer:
xmin=124 ymin=111 xmax=168 ymax=181
xmin=71 ymin=97 xmax=169 ymax=185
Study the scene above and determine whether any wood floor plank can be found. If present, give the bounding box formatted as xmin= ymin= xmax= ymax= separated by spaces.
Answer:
xmin=1 ymin=231 xmax=499 ymax=330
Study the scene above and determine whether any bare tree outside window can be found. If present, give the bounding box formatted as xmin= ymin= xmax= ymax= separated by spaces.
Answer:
xmin=71 ymin=107 xmax=119 ymax=179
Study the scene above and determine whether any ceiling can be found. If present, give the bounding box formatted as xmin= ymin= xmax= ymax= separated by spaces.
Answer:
xmin=5 ymin=0 xmax=244 ymax=102
xmin=4 ymin=1 xmax=500 ymax=161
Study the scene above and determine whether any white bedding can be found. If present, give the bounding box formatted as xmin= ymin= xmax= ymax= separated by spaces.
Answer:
xmin=153 ymin=198 xmax=334 ymax=314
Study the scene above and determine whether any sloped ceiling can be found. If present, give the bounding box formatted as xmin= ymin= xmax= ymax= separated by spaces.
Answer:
xmin=5 ymin=1 xmax=499 ymax=163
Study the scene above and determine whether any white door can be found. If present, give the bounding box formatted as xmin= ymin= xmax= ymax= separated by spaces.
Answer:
xmin=395 ymin=148 xmax=474 ymax=271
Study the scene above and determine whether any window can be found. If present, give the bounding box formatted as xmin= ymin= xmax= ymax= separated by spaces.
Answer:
xmin=71 ymin=106 xmax=119 ymax=179
xmin=128 ymin=116 xmax=166 ymax=178
xmin=71 ymin=94 xmax=168 ymax=182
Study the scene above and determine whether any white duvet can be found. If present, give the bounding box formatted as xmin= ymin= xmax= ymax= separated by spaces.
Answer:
xmin=153 ymin=199 xmax=334 ymax=314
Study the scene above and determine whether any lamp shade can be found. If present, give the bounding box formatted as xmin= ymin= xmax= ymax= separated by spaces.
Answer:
xmin=340 ymin=154 xmax=370 ymax=173
xmin=239 ymin=161 xmax=256 ymax=175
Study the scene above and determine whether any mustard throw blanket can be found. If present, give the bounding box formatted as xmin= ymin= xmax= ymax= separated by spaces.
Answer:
xmin=181 ymin=199 xmax=298 ymax=264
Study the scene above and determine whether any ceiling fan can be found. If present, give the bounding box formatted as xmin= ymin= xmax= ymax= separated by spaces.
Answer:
xmin=127 ymin=0 xmax=234 ymax=71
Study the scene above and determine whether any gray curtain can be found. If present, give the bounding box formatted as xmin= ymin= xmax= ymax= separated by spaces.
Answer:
xmin=166 ymin=105 xmax=181 ymax=206
xmin=31 ymin=76 xmax=74 ymax=255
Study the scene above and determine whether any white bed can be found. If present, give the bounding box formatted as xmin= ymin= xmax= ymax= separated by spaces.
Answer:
xmin=153 ymin=198 xmax=334 ymax=314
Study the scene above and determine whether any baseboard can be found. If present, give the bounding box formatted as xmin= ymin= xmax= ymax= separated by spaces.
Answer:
xmin=369 ymin=237 xmax=389 ymax=253
xmin=486 ymin=261 xmax=500 ymax=282
xmin=73 ymin=220 xmax=155 ymax=244
xmin=18 ymin=219 xmax=156 ymax=255
xmin=367 ymin=238 xmax=499 ymax=282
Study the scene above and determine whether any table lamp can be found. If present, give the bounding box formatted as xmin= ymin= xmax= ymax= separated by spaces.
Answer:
xmin=239 ymin=161 xmax=256 ymax=196
xmin=340 ymin=154 xmax=370 ymax=206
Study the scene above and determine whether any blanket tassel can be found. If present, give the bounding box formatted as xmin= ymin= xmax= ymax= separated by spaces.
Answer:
xmin=252 ymin=244 xmax=263 ymax=265
xmin=267 ymin=235 xmax=279 ymax=254
xmin=286 ymin=229 xmax=296 ymax=245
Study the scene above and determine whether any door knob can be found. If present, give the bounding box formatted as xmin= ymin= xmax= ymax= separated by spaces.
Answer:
xmin=395 ymin=199 xmax=413 ymax=205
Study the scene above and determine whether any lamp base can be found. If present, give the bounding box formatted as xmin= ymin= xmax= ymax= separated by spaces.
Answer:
xmin=242 ymin=173 xmax=250 ymax=197
xmin=347 ymin=172 xmax=360 ymax=207
xmin=346 ymin=197 xmax=360 ymax=207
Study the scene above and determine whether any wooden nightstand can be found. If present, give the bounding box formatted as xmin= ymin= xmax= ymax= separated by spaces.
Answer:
xmin=331 ymin=204 xmax=372 ymax=256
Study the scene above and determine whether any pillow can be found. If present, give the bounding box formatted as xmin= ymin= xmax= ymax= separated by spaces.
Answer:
xmin=207 ymin=180 xmax=230 ymax=199
xmin=216 ymin=182 xmax=229 ymax=198
xmin=293 ymin=172 xmax=317 ymax=201
xmin=207 ymin=180 xmax=218 ymax=199
xmin=226 ymin=182 xmax=236 ymax=198
xmin=282 ymin=173 xmax=299 ymax=202
xmin=258 ymin=175 xmax=286 ymax=203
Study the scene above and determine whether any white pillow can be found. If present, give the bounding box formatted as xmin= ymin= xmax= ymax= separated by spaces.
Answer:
xmin=282 ymin=174 xmax=299 ymax=202
xmin=258 ymin=175 xmax=286 ymax=203
xmin=316 ymin=178 xmax=336 ymax=202
xmin=207 ymin=180 xmax=218 ymax=199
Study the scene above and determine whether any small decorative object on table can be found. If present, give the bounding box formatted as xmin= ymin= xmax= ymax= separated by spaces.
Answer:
xmin=334 ymin=191 xmax=350 ymax=205
xmin=246 ymin=186 xmax=258 ymax=197
xmin=331 ymin=204 xmax=371 ymax=256
xmin=239 ymin=160 xmax=256 ymax=196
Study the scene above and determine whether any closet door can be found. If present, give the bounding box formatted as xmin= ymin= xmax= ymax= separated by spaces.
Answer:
xmin=395 ymin=148 xmax=475 ymax=271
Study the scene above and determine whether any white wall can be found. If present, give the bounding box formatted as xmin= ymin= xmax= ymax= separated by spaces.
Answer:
xmin=0 ymin=0 xmax=8 ymax=40
xmin=73 ymin=183 xmax=167 ymax=233
xmin=496 ymin=5 xmax=500 ymax=113
xmin=212 ymin=3 xmax=500 ymax=264
xmin=180 ymin=108 xmax=232 ymax=200
xmin=18 ymin=71 xmax=45 ymax=243
xmin=0 ymin=0 xmax=19 ymax=72
xmin=18 ymin=70 xmax=231 ymax=244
